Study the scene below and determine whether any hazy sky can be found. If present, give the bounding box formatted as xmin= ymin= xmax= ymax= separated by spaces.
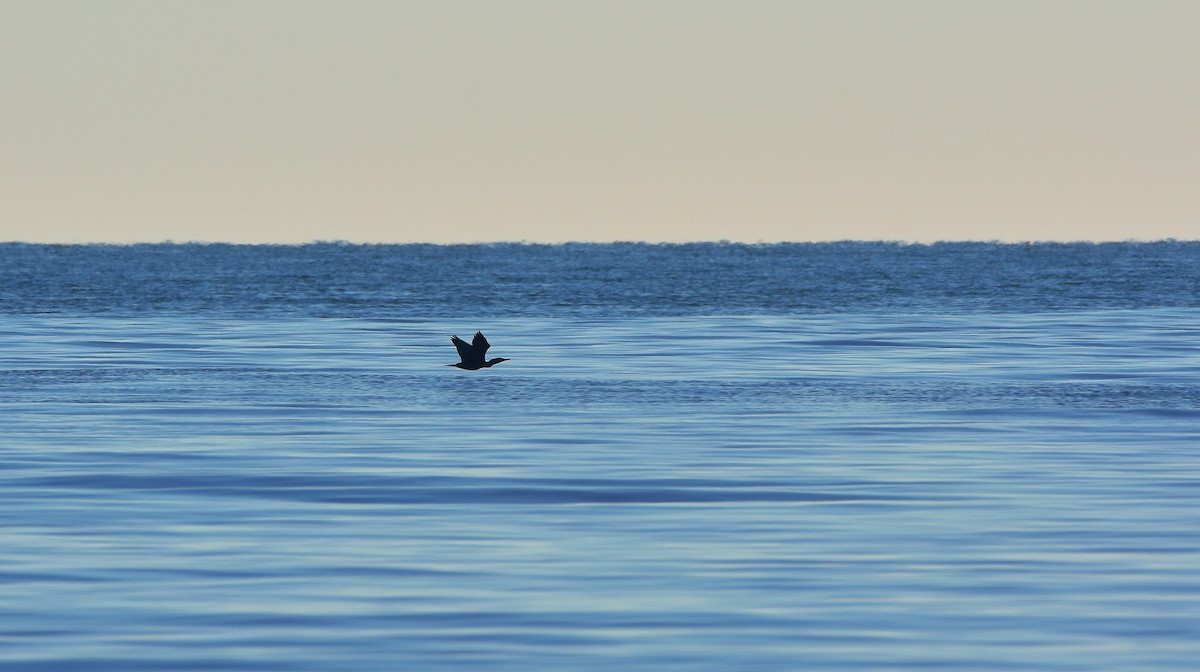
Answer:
xmin=3 ymin=1 xmax=1197 ymax=243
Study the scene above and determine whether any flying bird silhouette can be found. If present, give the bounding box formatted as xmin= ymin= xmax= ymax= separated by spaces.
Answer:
xmin=449 ymin=331 xmax=509 ymax=370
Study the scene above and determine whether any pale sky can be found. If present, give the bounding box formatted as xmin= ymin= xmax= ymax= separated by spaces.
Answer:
xmin=2 ymin=1 xmax=1197 ymax=243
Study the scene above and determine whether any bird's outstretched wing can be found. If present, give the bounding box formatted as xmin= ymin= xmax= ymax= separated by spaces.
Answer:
xmin=450 ymin=335 xmax=473 ymax=361
xmin=472 ymin=331 xmax=490 ymax=357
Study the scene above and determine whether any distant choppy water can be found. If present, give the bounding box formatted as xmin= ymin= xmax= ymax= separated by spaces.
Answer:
xmin=2 ymin=242 xmax=1199 ymax=671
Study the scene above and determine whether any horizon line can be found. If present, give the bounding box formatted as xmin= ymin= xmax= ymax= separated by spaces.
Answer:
xmin=2 ymin=238 xmax=1198 ymax=247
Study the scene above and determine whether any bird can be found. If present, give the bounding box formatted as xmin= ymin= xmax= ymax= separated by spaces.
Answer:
xmin=448 ymin=331 xmax=509 ymax=370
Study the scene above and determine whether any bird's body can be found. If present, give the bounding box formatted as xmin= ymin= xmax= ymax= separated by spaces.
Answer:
xmin=449 ymin=331 xmax=508 ymax=370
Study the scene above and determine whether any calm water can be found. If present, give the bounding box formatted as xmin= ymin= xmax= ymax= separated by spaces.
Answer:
xmin=2 ymin=242 xmax=1199 ymax=670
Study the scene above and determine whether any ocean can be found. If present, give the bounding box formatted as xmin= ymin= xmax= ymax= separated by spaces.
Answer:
xmin=2 ymin=241 xmax=1198 ymax=670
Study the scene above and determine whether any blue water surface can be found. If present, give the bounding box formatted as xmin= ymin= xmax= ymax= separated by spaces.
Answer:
xmin=1 ymin=243 xmax=1198 ymax=670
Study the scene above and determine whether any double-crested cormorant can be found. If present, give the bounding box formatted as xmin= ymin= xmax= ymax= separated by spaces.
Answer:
xmin=449 ymin=331 xmax=508 ymax=370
